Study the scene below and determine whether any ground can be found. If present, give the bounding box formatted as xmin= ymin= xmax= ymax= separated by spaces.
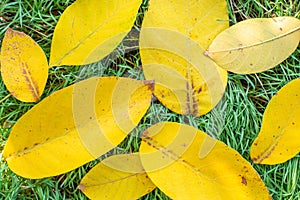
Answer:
xmin=0 ymin=0 xmax=299 ymax=199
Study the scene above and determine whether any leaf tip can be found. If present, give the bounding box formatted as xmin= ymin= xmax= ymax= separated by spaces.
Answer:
xmin=5 ymin=27 xmax=13 ymax=33
xmin=78 ymin=184 xmax=86 ymax=191
xmin=5 ymin=28 xmax=23 ymax=38
xmin=250 ymin=154 xmax=261 ymax=164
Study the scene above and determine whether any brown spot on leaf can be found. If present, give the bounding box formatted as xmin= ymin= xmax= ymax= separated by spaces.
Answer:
xmin=197 ymin=87 xmax=202 ymax=94
xmin=21 ymin=63 xmax=40 ymax=102
xmin=241 ymin=176 xmax=247 ymax=185
xmin=144 ymin=80 xmax=155 ymax=91
xmin=186 ymin=81 xmax=191 ymax=114
xmin=191 ymin=83 xmax=199 ymax=116
xmin=252 ymin=145 xmax=276 ymax=163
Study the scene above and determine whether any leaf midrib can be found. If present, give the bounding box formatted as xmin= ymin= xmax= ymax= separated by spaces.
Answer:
xmin=22 ymin=62 xmax=39 ymax=101
xmin=255 ymin=96 xmax=300 ymax=163
xmin=51 ymin=1 xmax=133 ymax=66
xmin=81 ymin=173 xmax=139 ymax=188
xmin=208 ymin=26 xmax=300 ymax=53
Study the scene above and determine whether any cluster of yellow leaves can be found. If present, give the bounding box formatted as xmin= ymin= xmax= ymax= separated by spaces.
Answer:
xmin=0 ymin=0 xmax=299 ymax=199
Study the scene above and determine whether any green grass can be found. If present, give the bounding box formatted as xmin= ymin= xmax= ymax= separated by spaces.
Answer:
xmin=0 ymin=0 xmax=299 ymax=199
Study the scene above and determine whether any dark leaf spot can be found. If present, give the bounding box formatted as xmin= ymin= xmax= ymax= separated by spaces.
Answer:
xmin=241 ymin=177 xmax=247 ymax=185
xmin=197 ymin=87 xmax=202 ymax=94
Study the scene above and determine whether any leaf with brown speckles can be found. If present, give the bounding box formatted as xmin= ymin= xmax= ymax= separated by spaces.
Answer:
xmin=79 ymin=153 xmax=155 ymax=200
xmin=139 ymin=122 xmax=270 ymax=199
xmin=251 ymin=78 xmax=300 ymax=164
xmin=140 ymin=0 xmax=228 ymax=116
xmin=206 ymin=17 xmax=300 ymax=74
xmin=3 ymin=77 xmax=153 ymax=178
xmin=0 ymin=28 xmax=48 ymax=102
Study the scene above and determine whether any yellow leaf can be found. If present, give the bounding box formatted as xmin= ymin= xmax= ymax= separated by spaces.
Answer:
xmin=140 ymin=0 xmax=228 ymax=116
xmin=250 ymin=78 xmax=300 ymax=164
xmin=206 ymin=17 xmax=300 ymax=74
xmin=49 ymin=0 xmax=142 ymax=67
xmin=140 ymin=122 xmax=270 ymax=200
xmin=3 ymin=77 xmax=153 ymax=178
xmin=0 ymin=29 xmax=48 ymax=102
xmin=79 ymin=153 xmax=155 ymax=200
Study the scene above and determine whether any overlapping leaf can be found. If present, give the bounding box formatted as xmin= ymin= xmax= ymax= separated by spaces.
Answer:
xmin=49 ymin=0 xmax=142 ymax=67
xmin=139 ymin=122 xmax=270 ymax=199
xmin=79 ymin=153 xmax=155 ymax=199
xmin=140 ymin=0 xmax=229 ymax=116
xmin=3 ymin=77 xmax=153 ymax=178
xmin=206 ymin=17 xmax=300 ymax=74
xmin=251 ymin=78 xmax=300 ymax=164
xmin=0 ymin=29 xmax=48 ymax=102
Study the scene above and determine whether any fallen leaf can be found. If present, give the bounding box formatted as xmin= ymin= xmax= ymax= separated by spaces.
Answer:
xmin=79 ymin=153 xmax=155 ymax=200
xmin=140 ymin=0 xmax=228 ymax=116
xmin=0 ymin=29 xmax=48 ymax=102
xmin=206 ymin=17 xmax=300 ymax=74
xmin=140 ymin=122 xmax=270 ymax=199
xmin=49 ymin=0 xmax=142 ymax=67
xmin=251 ymin=78 xmax=300 ymax=164
xmin=3 ymin=77 xmax=153 ymax=178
